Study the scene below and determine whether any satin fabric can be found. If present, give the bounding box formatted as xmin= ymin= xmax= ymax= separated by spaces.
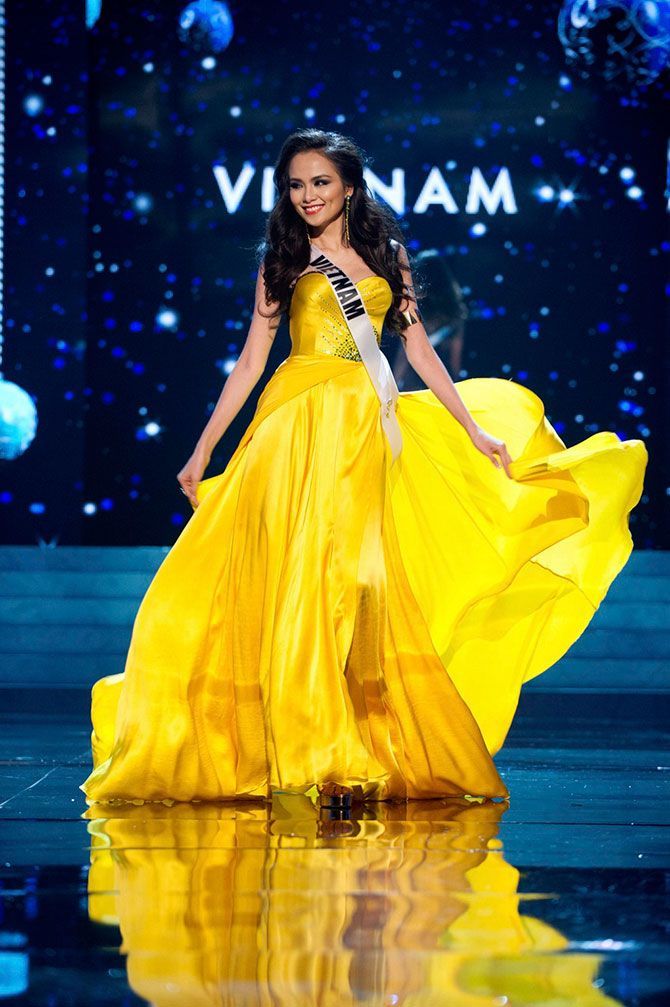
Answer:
xmin=307 ymin=248 xmax=403 ymax=461
xmin=84 ymin=799 xmax=624 ymax=1007
xmin=80 ymin=272 xmax=647 ymax=805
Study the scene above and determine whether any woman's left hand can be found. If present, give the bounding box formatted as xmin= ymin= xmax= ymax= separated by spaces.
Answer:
xmin=469 ymin=425 xmax=514 ymax=477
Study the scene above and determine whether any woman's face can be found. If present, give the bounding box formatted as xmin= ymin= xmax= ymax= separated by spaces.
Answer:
xmin=287 ymin=150 xmax=353 ymax=230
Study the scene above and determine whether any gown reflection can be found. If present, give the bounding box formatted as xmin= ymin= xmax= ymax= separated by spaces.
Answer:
xmin=84 ymin=798 xmax=623 ymax=1006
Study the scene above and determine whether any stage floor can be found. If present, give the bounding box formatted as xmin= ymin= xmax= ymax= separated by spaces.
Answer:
xmin=0 ymin=690 xmax=668 ymax=1006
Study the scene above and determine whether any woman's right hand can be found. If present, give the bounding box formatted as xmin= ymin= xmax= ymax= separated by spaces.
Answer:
xmin=177 ymin=448 xmax=210 ymax=509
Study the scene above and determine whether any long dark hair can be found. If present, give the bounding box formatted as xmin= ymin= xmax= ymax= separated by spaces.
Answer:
xmin=414 ymin=249 xmax=469 ymax=329
xmin=256 ymin=128 xmax=422 ymax=339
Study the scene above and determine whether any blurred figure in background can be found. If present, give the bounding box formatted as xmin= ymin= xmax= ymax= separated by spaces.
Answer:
xmin=392 ymin=248 xmax=468 ymax=390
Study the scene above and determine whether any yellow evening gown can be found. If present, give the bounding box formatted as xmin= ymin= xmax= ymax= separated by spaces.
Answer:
xmin=80 ymin=271 xmax=648 ymax=805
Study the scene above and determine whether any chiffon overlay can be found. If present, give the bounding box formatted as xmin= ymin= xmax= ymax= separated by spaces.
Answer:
xmin=80 ymin=271 xmax=648 ymax=805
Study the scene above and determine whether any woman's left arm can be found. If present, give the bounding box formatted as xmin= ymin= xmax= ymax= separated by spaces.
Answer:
xmin=394 ymin=242 xmax=513 ymax=477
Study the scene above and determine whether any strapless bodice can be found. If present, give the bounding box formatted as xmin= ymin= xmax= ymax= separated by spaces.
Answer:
xmin=288 ymin=271 xmax=393 ymax=360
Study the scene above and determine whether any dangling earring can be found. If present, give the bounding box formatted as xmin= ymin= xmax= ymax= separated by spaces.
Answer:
xmin=344 ymin=192 xmax=351 ymax=245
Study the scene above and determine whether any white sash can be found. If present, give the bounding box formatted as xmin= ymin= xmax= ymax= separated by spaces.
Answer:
xmin=308 ymin=243 xmax=403 ymax=463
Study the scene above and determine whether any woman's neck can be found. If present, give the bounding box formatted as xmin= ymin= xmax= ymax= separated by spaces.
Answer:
xmin=308 ymin=219 xmax=347 ymax=256
xmin=310 ymin=239 xmax=343 ymax=255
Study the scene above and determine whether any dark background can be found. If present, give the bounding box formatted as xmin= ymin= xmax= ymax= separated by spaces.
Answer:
xmin=2 ymin=0 xmax=668 ymax=545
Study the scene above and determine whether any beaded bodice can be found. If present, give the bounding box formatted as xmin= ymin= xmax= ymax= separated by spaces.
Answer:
xmin=288 ymin=270 xmax=393 ymax=361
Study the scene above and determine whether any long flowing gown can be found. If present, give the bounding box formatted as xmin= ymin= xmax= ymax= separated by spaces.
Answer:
xmin=79 ymin=271 xmax=648 ymax=805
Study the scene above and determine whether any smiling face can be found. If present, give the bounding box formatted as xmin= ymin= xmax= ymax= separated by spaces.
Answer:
xmin=287 ymin=149 xmax=353 ymax=232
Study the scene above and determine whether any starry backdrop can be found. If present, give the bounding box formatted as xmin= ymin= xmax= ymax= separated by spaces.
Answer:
xmin=2 ymin=0 xmax=668 ymax=545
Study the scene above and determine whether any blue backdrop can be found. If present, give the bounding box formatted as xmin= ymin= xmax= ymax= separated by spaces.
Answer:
xmin=1 ymin=0 xmax=667 ymax=545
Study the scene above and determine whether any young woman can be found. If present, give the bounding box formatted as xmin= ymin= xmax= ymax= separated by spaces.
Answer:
xmin=80 ymin=129 xmax=647 ymax=808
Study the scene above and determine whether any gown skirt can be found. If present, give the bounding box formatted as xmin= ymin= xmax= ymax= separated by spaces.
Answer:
xmin=79 ymin=274 xmax=648 ymax=805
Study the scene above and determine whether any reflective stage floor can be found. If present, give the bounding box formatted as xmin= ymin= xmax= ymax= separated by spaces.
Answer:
xmin=0 ymin=690 xmax=668 ymax=1006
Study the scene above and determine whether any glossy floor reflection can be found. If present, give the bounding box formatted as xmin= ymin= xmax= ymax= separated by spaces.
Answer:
xmin=0 ymin=691 xmax=668 ymax=1005
xmin=85 ymin=798 xmax=629 ymax=1007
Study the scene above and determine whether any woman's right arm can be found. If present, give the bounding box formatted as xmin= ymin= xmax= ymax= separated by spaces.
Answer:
xmin=177 ymin=264 xmax=282 ymax=506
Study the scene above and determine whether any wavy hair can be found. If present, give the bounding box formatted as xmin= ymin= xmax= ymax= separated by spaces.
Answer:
xmin=255 ymin=128 xmax=423 ymax=339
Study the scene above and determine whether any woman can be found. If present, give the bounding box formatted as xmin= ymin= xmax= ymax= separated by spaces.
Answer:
xmin=80 ymin=129 xmax=647 ymax=808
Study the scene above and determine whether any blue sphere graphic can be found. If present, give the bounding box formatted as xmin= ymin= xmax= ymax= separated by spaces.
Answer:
xmin=558 ymin=0 xmax=670 ymax=87
xmin=0 ymin=379 xmax=38 ymax=460
xmin=178 ymin=1 xmax=234 ymax=54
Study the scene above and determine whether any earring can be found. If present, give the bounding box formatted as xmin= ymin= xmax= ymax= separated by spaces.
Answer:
xmin=344 ymin=193 xmax=351 ymax=244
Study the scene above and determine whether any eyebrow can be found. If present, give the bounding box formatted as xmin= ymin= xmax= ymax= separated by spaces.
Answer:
xmin=288 ymin=174 xmax=332 ymax=181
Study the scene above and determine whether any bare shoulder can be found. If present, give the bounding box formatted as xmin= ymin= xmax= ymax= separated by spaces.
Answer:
xmin=289 ymin=267 xmax=320 ymax=290
xmin=389 ymin=237 xmax=410 ymax=268
xmin=390 ymin=239 xmax=420 ymax=321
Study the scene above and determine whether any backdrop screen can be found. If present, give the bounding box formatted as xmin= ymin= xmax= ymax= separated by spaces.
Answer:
xmin=3 ymin=0 xmax=667 ymax=545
